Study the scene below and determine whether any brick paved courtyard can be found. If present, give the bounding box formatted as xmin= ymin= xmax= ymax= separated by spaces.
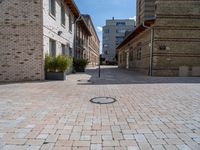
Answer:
xmin=0 ymin=66 xmax=200 ymax=150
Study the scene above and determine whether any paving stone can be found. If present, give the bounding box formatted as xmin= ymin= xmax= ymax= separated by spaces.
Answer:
xmin=176 ymin=144 xmax=192 ymax=150
xmin=127 ymin=146 xmax=140 ymax=150
xmin=123 ymin=134 xmax=135 ymax=140
xmin=152 ymin=145 xmax=165 ymax=150
xmin=91 ymin=144 xmax=102 ymax=150
xmin=120 ymin=140 xmax=137 ymax=146
xmin=103 ymin=140 xmax=120 ymax=147
xmin=37 ymin=134 xmax=49 ymax=139
xmin=73 ymin=141 xmax=90 ymax=147
xmin=45 ymin=134 xmax=59 ymax=143
xmin=26 ymin=139 xmax=45 ymax=146
xmin=40 ymin=143 xmax=54 ymax=150
xmin=134 ymin=134 xmax=147 ymax=143
xmin=164 ymin=145 xmax=179 ymax=150
xmin=0 ymin=66 xmax=200 ymax=149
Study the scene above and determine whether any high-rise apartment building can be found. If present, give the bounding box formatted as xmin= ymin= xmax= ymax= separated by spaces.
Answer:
xmin=103 ymin=18 xmax=135 ymax=63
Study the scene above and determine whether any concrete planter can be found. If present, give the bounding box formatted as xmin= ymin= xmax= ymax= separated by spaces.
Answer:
xmin=45 ymin=72 xmax=66 ymax=80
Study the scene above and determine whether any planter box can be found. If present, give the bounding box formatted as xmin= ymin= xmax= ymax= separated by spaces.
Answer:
xmin=45 ymin=72 xmax=66 ymax=80
xmin=75 ymin=67 xmax=85 ymax=72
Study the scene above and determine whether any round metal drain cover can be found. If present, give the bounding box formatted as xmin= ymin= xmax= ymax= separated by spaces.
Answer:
xmin=90 ymin=97 xmax=116 ymax=104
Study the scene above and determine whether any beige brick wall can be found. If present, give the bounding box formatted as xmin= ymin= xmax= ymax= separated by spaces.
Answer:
xmin=136 ymin=0 xmax=156 ymax=26
xmin=153 ymin=0 xmax=200 ymax=76
xmin=119 ymin=0 xmax=200 ymax=76
xmin=118 ymin=30 xmax=151 ymax=74
xmin=0 ymin=0 xmax=44 ymax=82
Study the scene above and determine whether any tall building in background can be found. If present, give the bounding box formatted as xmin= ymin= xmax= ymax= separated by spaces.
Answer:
xmin=103 ymin=18 xmax=135 ymax=63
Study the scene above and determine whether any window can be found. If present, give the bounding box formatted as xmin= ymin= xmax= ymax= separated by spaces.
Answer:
xmin=129 ymin=47 xmax=133 ymax=61
xmin=69 ymin=13 xmax=72 ymax=32
xmin=104 ymin=29 xmax=109 ymax=33
xmin=49 ymin=0 xmax=56 ymax=17
xmin=62 ymin=44 xmax=66 ymax=55
xmin=69 ymin=47 xmax=72 ymax=56
xmin=49 ymin=39 xmax=56 ymax=56
xmin=116 ymin=22 xmax=126 ymax=26
xmin=61 ymin=3 xmax=65 ymax=26
xmin=137 ymin=48 xmax=141 ymax=60
xmin=116 ymin=29 xmax=126 ymax=33
xmin=103 ymin=44 xmax=109 ymax=48
xmin=116 ymin=36 xmax=124 ymax=44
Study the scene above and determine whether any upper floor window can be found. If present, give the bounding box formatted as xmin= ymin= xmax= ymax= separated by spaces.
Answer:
xmin=116 ymin=22 xmax=126 ymax=26
xmin=61 ymin=3 xmax=65 ymax=26
xmin=104 ymin=29 xmax=109 ymax=34
xmin=116 ymin=36 xmax=124 ymax=42
xmin=103 ymin=44 xmax=109 ymax=48
xmin=49 ymin=0 xmax=56 ymax=17
xmin=49 ymin=39 xmax=56 ymax=56
xmin=116 ymin=29 xmax=126 ymax=33
xmin=69 ymin=13 xmax=72 ymax=32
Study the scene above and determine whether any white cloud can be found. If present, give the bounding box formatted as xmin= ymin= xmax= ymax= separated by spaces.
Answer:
xmin=97 ymin=26 xmax=103 ymax=32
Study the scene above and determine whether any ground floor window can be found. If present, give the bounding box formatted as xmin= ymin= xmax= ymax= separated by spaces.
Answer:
xmin=62 ymin=44 xmax=66 ymax=55
xmin=69 ymin=47 xmax=72 ymax=56
xmin=137 ymin=48 xmax=141 ymax=60
xmin=49 ymin=39 xmax=56 ymax=56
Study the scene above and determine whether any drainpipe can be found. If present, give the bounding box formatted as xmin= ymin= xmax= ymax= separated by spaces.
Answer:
xmin=73 ymin=15 xmax=82 ymax=58
xmin=142 ymin=22 xmax=154 ymax=76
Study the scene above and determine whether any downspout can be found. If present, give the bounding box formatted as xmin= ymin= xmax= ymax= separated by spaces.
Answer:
xmin=142 ymin=22 xmax=154 ymax=76
xmin=73 ymin=15 xmax=82 ymax=58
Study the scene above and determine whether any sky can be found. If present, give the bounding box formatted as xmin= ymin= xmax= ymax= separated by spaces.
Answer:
xmin=74 ymin=0 xmax=136 ymax=53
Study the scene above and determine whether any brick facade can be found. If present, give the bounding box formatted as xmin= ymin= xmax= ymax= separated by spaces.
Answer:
xmin=118 ymin=0 xmax=200 ymax=76
xmin=0 ymin=0 xmax=44 ymax=81
xmin=136 ymin=0 xmax=155 ymax=26
xmin=82 ymin=15 xmax=100 ymax=66
xmin=0 ymin=0 xmax=78 ymax=82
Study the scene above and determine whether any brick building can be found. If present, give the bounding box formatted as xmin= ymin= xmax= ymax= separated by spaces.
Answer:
xmin=0 ymin=0 xmax=99 ymax=82
xmin=82 ymin=15 xmax=100 ymax=66
xmin=74 ymin=15 xmax=91 ymax=60
xmin=74 ymin=15 xmax=100 ymax=66
xmin=117 ymin=0 xmax=200 ymax=76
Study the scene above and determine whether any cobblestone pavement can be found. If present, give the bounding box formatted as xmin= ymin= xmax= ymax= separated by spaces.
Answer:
xmin=0 ymin=66 xmax=200 ymax=150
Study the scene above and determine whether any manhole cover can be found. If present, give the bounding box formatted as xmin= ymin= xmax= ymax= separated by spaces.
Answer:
xmin=90 ymin=97 xmax=116 ymax=104
xmin=78 ymin=79 xmax=91 ymax=82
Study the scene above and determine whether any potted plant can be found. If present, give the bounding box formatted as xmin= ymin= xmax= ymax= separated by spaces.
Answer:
xmin=73 ymin=58 xmax=89 ymax=72
xmin=45 ymin=55 xmax=72 ymax=80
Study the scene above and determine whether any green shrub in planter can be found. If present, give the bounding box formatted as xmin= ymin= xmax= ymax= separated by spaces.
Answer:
xmin=45 ymin=54 xmax=72 ymax=80
xmin=73 ymin=58 xmax=89 ymax=72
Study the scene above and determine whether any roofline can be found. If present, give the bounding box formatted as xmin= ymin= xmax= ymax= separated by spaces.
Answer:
xmin=116 ymin=19 xmax=156 ymax=49
xmin=79 ymin=16 xmax=92 ymax=36
xmin=66 ymin=0 xmax=92 ymax=36
xmin=82 ymin=14 xmax=100 ymax=43
xmin=66 ymin=0 xmax=80 ymax=18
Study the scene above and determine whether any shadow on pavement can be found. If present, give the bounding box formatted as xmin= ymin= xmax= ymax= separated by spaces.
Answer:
xmin=78 ymin=66 xmax=200 ymax=85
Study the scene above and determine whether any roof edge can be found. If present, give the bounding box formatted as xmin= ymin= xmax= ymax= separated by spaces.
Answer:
xmin=116 ymin=19 xmax=156 ymax=50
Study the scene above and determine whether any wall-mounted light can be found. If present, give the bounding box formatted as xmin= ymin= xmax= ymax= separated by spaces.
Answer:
xmin=159 ymin=44 xmax=166 ymax=50
xmin=58 ymin=31 xmax=62 ymax=36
